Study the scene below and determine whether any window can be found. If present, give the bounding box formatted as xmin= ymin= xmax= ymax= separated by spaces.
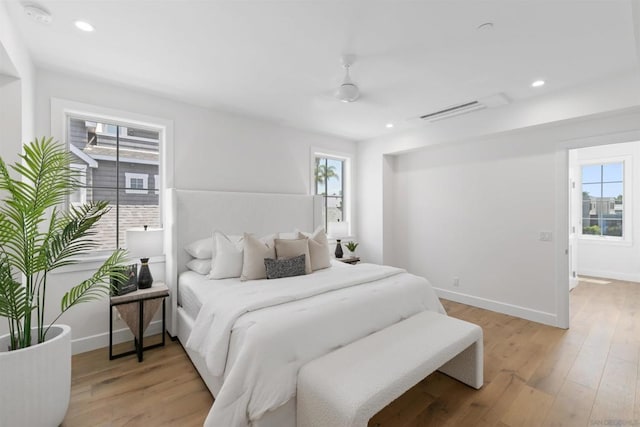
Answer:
xmin=581 ymin=162 xmax=624 ymax=238
xmin=314 ymin=155 xmax=346 ymax=230
xmin=125 ymin=173 xmax=148 ymax=194
xmin=69 ymin=164 xmax=87 ymax=206
xmin=67 ymin=117 xmax=161 ymax=251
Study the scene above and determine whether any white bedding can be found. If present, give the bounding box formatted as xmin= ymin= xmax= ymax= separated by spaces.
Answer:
xmin=179 ymin=260 xmax=350 ymax=319
xmin=184 ymin=263 xmax=445 ymax=427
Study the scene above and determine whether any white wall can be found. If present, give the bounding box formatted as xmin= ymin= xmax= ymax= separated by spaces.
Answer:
xmin=36 ymin=69 xmax=354 ymax=194
xmin=391 ymin=130 xmax=559 ymax=324
xmin=0 ymin=1 xmax=35 ymax=150
xmin=357 ymin=70 xmax=640 ymax=265
xmin=0 ymin=77 xmax=21 ymax=166
xmin=30 ymin=69 xmax=355 ymax=353
xmin=357 ymin=71 xmax=640 ymax=327
xmin=572 ymin=142 xmax=640 ymax=281
xmin=0 ymin=3 xmax=36 ymax=339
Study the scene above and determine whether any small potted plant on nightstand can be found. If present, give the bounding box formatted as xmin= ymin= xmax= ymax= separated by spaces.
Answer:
xmin=345 ymin=241 xmax=359 ymax=258
xmin=0 ymin=137 xmax=126 ymax=427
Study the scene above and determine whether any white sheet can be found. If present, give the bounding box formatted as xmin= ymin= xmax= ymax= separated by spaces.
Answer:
xmin=186 ymin=263 xmax=445 ymax=427
xmin=178 ymin=271 xmax=237 ymax=319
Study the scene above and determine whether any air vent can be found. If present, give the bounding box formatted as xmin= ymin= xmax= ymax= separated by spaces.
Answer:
xmin=419 ymin=93 xmax=510 ymax=123
xmin=419 ymin=101 xmax=486 ymax=122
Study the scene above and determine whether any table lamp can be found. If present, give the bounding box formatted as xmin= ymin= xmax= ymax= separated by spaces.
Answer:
xmin=126 ymin=226 xmax=163 ymax=289
xmin=327 ymin=221 xmax=349 ymax=259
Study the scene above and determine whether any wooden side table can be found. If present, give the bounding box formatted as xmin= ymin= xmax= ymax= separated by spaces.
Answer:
xmin=337 ymin=256 xmax=360 ymax=265
xmin=109 ymin=282 xmax=169 ymax=362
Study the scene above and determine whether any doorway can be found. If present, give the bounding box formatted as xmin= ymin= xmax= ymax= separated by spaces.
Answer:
xmin=568 ymin=141 xmax=637 ymax=286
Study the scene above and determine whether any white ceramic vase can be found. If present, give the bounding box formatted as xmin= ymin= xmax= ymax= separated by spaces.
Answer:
xmin=0 ymin=324 xmax=72 ymax=427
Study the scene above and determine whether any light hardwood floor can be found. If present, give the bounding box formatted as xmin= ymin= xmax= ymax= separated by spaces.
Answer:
xmin=63 ymin=278 xmax=640 ymax=426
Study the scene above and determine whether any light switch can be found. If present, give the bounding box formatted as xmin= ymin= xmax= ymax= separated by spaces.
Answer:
xmin=539 ymin=231 xmax=553 ymax=241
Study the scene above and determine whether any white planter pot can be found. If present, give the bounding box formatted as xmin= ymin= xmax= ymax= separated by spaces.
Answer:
xmin=0 ymin=325 xmax=71 ymax=427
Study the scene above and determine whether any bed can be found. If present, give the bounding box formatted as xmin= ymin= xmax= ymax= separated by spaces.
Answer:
xmin=165 ymin=189 xmax=445 ymax=427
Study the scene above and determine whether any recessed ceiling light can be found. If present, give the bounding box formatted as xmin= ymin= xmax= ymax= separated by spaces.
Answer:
xmin=74 ymin=20 xmax=94 ymax=32
xmin=531 ymin=80 xmax=545 ymax=88
xmin=385 ymin=123 xmax=394 ymax=129
xmin=477 ymin=22 xmax=494 ymax=31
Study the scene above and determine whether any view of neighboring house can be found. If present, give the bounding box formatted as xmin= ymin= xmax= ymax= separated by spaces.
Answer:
xmin=68 ymin=118 xmax=160 ymax=250
xmin=582 ymin=194 xmax=623 ymax=236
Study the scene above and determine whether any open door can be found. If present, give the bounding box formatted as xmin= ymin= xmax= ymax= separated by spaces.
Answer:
xmin=568 ymin=150 xmax=580 ymax=290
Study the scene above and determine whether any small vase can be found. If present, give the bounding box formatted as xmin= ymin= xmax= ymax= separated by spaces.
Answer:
xmin=334 ymin=240 xmax=344 ymax=259
xmin=137 ymin=258 xmax=153 ymax=289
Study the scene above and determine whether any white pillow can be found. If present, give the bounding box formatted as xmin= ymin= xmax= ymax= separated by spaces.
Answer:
xmin=241 ymin=233 xmax=275 ymax=281
xmin=184 ymin=237 xmax=213 ymax=259
xmin=209 ymin=231 xmax=244 ymax=279
xmin=186 ymin=258 xmax=212 ymax=275
xmin=297 ymin=227 xmax=331 ymax=271
xmin=277 ymin=231 xmax=299 ymax=240
xmin=274 ymin=237 xmax=312 ymax=274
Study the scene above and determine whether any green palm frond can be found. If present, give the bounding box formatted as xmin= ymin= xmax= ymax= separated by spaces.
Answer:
xmin=0 ymin=257 xmax=29 ymax=320
xmin=0 ymin=137 xmax=126 ymax=350
xmin=42 ymin=202 xmax=112 ymax=271
xmin=60 ymin=249 xmax=127 ymax=314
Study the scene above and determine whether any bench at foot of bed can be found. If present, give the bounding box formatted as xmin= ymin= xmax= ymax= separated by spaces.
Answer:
xmin=296 ymin=310 xmax=483 ymax=427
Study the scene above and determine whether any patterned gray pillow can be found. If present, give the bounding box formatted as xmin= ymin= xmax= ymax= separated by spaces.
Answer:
xmin=264 ymin=254 xmax=307 ymax=279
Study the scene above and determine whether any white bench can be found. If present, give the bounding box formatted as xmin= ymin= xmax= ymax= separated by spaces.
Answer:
xmin=296 ymin=310 xmax=483 ymax=427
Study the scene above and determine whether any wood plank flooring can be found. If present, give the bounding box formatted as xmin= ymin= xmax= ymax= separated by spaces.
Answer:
xmin=63 ymin=278 xmax=640 ymax=426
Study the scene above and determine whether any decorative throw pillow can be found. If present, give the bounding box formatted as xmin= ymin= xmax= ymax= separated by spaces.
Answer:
xmin=274 ymin=237 xmax=311 ymax=274
xmin=264 ymin=255 xmax=307 ymax=279
xmin=277 ymin=231 xmax=299 ymax=240
xmin=209 ymin=231 xmax=244 ymax=279
xmin=241 ymin=233 xmax=275 ymax=281
xmin=184 ymin=237 xmax=213 ymax=259
xmin=186 ymin=258 xmax=212 ymax=275
xmin=297 ymin=227 xmax=331 ymax=271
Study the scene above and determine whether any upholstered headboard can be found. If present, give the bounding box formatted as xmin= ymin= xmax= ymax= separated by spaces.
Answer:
xmin=165 ymin=189 xmax=323 ymax=336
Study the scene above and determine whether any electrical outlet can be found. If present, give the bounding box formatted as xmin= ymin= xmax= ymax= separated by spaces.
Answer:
xmin=453 ymin=277 xmax=460 ymax=287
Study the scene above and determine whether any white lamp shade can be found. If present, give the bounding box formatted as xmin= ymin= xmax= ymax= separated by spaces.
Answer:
xmin=327 ymin=221 xmax=349 ymax=239
xmin=126 ymin=227 xmax=164 ymax=259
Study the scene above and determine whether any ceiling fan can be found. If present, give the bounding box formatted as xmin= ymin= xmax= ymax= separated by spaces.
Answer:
xmin=335 ymin=54 xmax=360 ymax=103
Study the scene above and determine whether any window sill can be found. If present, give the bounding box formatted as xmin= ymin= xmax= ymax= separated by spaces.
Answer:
xmin=50 ymin=255 xmax=166 ymax=275
xmin=578 ymin=236 xmax=632 ymax=247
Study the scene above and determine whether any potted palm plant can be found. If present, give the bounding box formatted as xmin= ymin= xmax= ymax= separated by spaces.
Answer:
xmin=0 ymin=137 xmax=126 ymax=427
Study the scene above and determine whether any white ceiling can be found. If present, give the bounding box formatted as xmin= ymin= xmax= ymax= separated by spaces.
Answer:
xmin=5 ymin=0 xmax=639 ymax=140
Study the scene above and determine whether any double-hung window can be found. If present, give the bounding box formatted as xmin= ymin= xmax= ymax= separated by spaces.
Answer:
xmin=581 ymin=162 xmax=624 ymax=238
xmin=67 ymin=117 xmax=161 ymax=251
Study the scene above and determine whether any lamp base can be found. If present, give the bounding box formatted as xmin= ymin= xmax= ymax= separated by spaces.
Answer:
xmin=137 ymin=258 xmax=153 ymax=289
xmin=335 ymin=240 xmax=343 ymax=259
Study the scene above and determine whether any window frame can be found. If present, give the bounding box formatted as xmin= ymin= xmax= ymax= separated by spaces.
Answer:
xmin=69 ymin=163 xmax=87 ymax=206
xmin=311 ymin=148 xmax=352 ymax=234
xmin=51 ymin=98 xmax=173 ymax=262
xmin=579 ymin=156 xmax=631 ymax=244
xmin=125 ymin=172 xmax=149 ymax=194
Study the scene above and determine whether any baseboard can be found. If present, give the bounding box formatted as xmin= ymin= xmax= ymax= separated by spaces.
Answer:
xmin=434 ymin=287 xmax=559 ymax=327
xmin=71 ymin=320 xmax=164 ymax=355
xmin=577 ymin=269 xmax=640 ymax=283
xmin=569 ymin=277 xmax=579 ymax=290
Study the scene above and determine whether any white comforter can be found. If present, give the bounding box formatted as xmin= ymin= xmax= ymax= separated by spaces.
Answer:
xmin=186 ymin=263 xmax=445 ymax=427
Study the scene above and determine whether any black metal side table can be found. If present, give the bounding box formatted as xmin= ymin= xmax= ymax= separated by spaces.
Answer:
xmin=109 ymin=282 xmax=169 ymax=362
